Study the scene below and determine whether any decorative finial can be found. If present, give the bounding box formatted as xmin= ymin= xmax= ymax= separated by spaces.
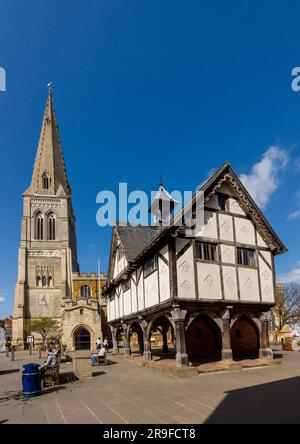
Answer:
xmin=47 ymin=81 xmax=52 ymax=94
xmin=159 ymin=172 xmax=163 ymax=187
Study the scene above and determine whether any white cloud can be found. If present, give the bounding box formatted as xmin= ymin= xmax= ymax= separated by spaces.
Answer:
xmin=288 ymin=209 xmax=300 ymax=220
xmin=0 ymin=296 xmax=5 ymax=303
xmin=278 ymin=264 xmax=300 ymax=284
xmin=239 ymin=146 xmax=288 ymax=208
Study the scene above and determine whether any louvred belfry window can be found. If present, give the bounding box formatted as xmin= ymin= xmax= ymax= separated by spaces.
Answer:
xmin=48 ymin=213 xmax=56 ymax=240
xmin=35 ymin=212 xmax=44 ymax=240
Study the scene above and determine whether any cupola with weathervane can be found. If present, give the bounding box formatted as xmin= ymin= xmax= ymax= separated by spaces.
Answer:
xmin=148 ymin=179 xmax=178 ymax=226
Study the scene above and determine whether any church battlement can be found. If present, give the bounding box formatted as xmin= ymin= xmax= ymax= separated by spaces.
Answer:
xmin=72 ymin=271 xmax=107 ymax=280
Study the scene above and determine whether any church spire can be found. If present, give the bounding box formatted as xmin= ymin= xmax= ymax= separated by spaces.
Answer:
xmin=26 ymin=88 xmax=71 ymax=196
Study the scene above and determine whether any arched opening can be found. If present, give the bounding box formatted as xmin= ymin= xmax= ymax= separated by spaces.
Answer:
xmin=128 ymin=322 xmax=144 ymax=355
xmin=186 ymin=315 xmax=222 ymax=362
xmin=42 ymin=275 xmax=47 ymax=287
xmin=74 ymin=327 xmax=91 ymax=350
xmin=230 ymin=316 xmax=259 ymax=359
xmin=48 ymin=213 xmax=56 ymax=240
xmin=80 ymin=285 xmax=91 ymax=299
xmin=35 ymin=212 xmax=44 ymax=240
xmin=149 ymin=316 xmax=175 ymax=357
xmin=42 ymin=173 xmax=50 ymax=190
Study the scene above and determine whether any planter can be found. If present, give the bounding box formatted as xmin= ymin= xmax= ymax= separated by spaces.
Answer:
xmin=282 ymin=341 xmax=300 ymax=351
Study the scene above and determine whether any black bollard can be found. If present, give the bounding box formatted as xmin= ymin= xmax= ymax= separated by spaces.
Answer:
xmin=11 ymin=348 xmax=15 ymax=361
xmin=29 ymin=344 xmax=32 ymax=355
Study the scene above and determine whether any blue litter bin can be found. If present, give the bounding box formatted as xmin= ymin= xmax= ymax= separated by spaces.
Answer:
xmin=22 ymin=363 xmax=41 ymax=397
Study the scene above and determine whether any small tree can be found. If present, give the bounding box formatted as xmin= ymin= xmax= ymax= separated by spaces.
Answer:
xmin=272 ymin=283 xmax=300 ymax=345
xmin=26 ymin=317 xmax=60 ymax=343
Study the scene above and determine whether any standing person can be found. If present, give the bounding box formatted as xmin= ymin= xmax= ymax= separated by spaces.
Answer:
xmin=96 ymin=337 xmax=101 ymax=350
xmin=103 ymin=337 xmax=109 ymax=352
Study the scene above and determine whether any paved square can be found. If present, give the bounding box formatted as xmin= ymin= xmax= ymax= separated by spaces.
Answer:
xmin=1 ymin=349 xmax=300 ymax=424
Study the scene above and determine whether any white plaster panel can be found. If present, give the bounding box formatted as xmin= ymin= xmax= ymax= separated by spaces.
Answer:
xmin=177 ymin=245 xmax=196 ymax=298
xmin=234 ymin=217 xmax=256 ymax=246
xmin=221 ymin=244 xmax=236 ymax=264
xmin=260 ymin=251 xmax=272 ymax=268
xmin=238 ymin=268 xmax=260 ymax=301
xmin=259 ymin=256 xmax=274 ymax=303
xmin=222 ymin=266 xmax=238 ymax=300
xmin=137 ymin=269 xmax=144 ymax=311
xmin=219 ymin=214 xmax=234 ymax=242
xmin=115 ymin=293 xmax=120 ymax=319
xmin=144 ymin=272 xmax=159 ymax=308
xmin=257 ymin=232 xmax=268 ymax=248
xmin=131 ymin=281 xmax=137 ymax=313
xmin=112 ymin=297 xmax=116 ymax=321
xmin=123 ymin=289 xmax=131 ymax=316
xmin=119 ymin=291 xmax=124 ymax=318
xmin=197 ymin=263 xmax=222 ymax=300
xmin=159 ymin=256 xmax=170 ymax=302
xmin=160 ymin=245 xmax=169 ymax=262
xmin=229 ymin=198 xmax=246 ymax=216
xmin=113 ymin=247 xmax=128 ymax=278
xmin=199 ymin=210 xmax=218 ymax=239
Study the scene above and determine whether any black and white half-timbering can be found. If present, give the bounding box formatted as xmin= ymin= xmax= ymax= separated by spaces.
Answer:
xmin=103 ymin=162 xmax=287 ymax=367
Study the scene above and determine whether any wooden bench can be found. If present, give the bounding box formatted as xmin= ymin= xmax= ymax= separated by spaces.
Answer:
xmin=42 ymin=356 xmax=61 ymax=387
xmin=97 ymin=354 xmax=107 ymax=365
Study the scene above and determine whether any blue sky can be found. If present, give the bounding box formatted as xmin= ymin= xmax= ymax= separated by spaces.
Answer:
xmin=1 ymin=0 xmax=300 ymax=317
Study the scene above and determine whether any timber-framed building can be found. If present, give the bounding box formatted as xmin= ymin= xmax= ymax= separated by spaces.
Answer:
xmin=104 ymin=163 xmax=287 ymax=367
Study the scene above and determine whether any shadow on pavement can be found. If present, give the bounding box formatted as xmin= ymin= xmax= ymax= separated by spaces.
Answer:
xmin=92 ymin=371 xmax=106 ymax=377
xmin=0 ymin=369 xmax=21 ymax=376
xmin=205 ymin=375 xmax=300 ymax=424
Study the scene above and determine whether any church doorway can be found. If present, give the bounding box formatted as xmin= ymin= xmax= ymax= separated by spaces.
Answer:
xmin=74 ymin=327 xmax=91 ymax=350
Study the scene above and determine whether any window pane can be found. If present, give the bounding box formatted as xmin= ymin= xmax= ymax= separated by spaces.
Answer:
xmin=196 ymin=242 xmax=217 ymax=262
xmin=237 ymin=248 xmax=255 ymax=266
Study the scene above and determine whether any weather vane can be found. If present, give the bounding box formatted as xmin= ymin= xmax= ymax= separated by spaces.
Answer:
xmin=160 ymin=172 xmax=163 ymax=187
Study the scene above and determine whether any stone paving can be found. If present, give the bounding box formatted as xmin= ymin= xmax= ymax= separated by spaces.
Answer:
xmin=1 ymin=348 xmax=300 ymax=424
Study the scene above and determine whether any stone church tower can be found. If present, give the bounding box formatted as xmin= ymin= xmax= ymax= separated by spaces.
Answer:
xmin=12 ymin=89 xmax=108 ymax=350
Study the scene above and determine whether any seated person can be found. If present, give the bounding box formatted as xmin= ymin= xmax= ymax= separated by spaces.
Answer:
xmin=40 ymin=346 xmax=58 ymax=378
xmin=98 ymin=345 xmax=107 ymax=364
xmin=91 ymin=353 xmax=98 ymax=366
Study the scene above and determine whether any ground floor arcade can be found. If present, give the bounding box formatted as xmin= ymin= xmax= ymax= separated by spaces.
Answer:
xmin=109 ymin=300 xmax=273 ymax=368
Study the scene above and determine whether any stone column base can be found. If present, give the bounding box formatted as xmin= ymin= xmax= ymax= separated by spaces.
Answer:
xmin=176 ymin=352 xmax=189 ymax=368
xmin=112 ymin=346 xmax=118 ymax=354
xmin=221 ymin=348 xmax=233 ymax=361
xmin=143 ymin=350 xmax=152 ymax=361
xmin=124 ymin=347 xmax=131 ymax=356
xmin=259 ymin=348 xmax=273 ymax=360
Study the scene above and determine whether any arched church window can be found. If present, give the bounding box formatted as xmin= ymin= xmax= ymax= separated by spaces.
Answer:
xmin=35 ymin=212 xmax=44 ymax=240
xmin=48 ymin=275 xmax=53 ymax=287
xmin=36 ymin=275 xmax=41 ymax=288
xmin=48 ymin=213 xmax=56 ymax=240
xmin=42 ymin=174 xmax=50 ymax=190
xmin=81 ymin=285 xmax=91 ymax=299
xmin=42 ymin=275 xmax=47 ymax=287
